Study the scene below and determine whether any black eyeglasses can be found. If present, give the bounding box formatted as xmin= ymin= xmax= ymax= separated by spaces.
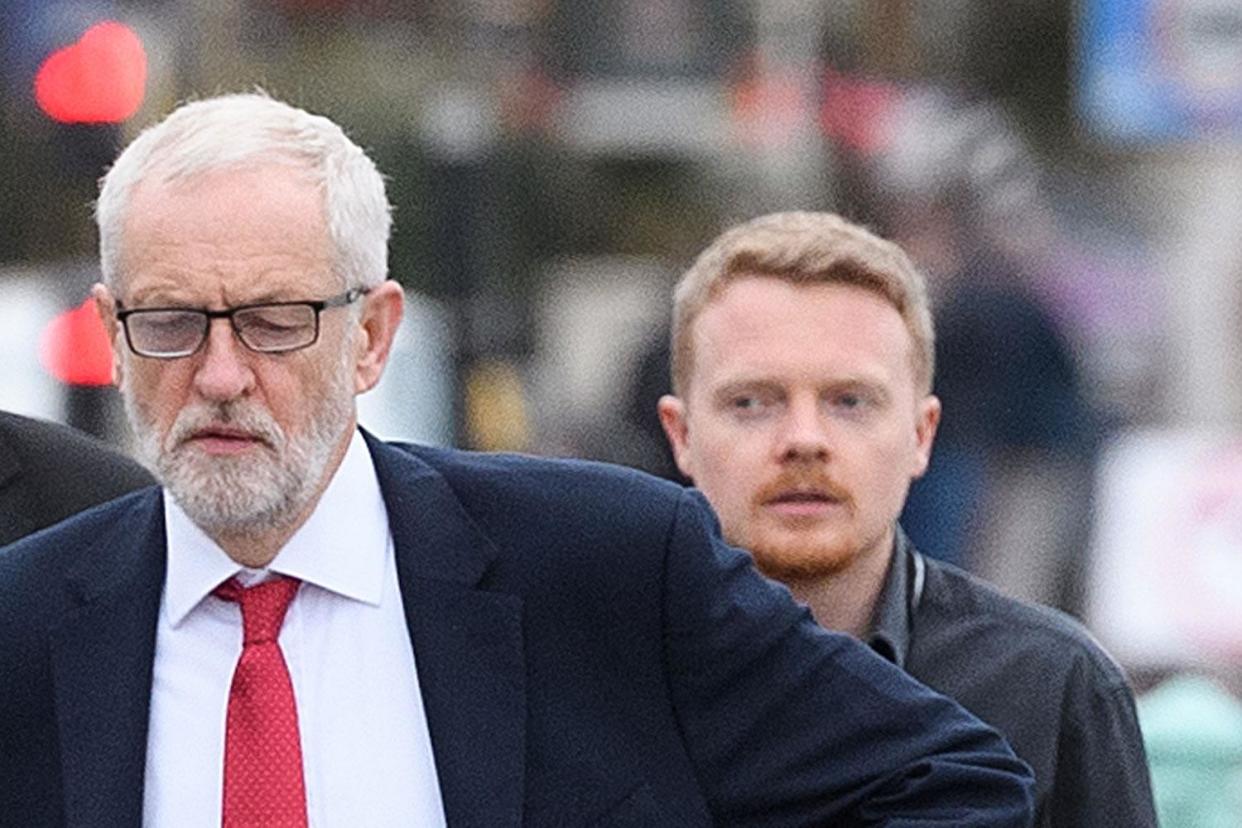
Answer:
xmin=114 ymin=288 xmax=371 ymax=359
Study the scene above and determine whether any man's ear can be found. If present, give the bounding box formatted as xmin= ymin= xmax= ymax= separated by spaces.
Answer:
xmin=657 ymin=394 xmax=696 ymax=481
xmin=911 ymin=394 xmax=942 ymax=479
xmin=91 ymin=282 xmax=124 ymax=387
xmin=353 ymin=280 xmax=404 ymax=395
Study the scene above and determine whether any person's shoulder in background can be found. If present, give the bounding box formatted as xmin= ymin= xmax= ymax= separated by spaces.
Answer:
xmin=0 ymin=410 xmax=155 ymax=547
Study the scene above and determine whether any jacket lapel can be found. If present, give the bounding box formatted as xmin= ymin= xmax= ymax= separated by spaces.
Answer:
xmin=368 ymin=435 xmax=526 ymax=828
xmin=51 ymin=491 xmax=165 ymax=827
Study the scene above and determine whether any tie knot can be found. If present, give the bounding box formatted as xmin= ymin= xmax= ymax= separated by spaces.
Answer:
xmin=214 ymin=576 xmax=301 ymax=645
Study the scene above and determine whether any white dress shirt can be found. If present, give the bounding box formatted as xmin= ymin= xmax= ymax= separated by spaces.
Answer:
xmin=143 ymin=430 xmax=447 ymax=827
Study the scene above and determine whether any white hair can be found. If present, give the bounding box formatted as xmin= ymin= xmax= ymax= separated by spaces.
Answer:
xmin=96 ymin=91 xmax=391 ymax=292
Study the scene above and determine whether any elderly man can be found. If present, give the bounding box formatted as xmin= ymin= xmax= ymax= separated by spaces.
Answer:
xmin=658 ymin=211 xmax=1156 ymax=827
xmin=0 ymin=95 xmax=1032 ymax=827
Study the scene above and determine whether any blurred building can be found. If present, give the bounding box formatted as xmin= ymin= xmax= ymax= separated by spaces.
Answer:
xmin=4 ymin=2 xmax=1242 ymax=707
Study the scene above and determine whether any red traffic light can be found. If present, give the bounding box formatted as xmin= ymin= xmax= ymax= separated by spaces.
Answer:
xmin=34 ymin=21 xmax=147 ymax=124
xmin=39 ymin=298 xmax=116 ymax=387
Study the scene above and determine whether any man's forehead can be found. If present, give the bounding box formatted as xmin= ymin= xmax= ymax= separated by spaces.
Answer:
xmin=116 ymin=239 xmax=337 ymax=307
xmin=124 ymin=163 xmax=323 ymax=217
xmin=697 ymin=277 xmax=907 ymax=337
xmin=134 ymin=155 xmax=318 ymax=195
xmin=688 ymin=278 xmax=916 ymax=387
xmin=114 ymin=161 xmax=334 ymax=303
xmin=122 ymin=271 xmax=331 ymax=306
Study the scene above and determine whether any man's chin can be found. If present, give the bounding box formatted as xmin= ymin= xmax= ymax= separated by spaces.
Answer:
xmin=748 ymin=539 xmax=861 ymax=582
xmin=157 ymin=454 xmax=248 ymax=490
xmin=158 ymin=453 xmax=295 ymax=524
xmin=168 ymin=477 xmax=299 ymax=535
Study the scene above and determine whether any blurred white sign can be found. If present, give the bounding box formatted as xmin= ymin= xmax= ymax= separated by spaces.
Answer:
xmin=356 ymin=291 xmax=454 ymax=447
xmin=1088 ymin=429 xmax=1242 ymax=669
xmin=0 ymin=269 xmax=65 ymax=421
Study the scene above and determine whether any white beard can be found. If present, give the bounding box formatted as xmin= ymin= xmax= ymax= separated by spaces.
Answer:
xmin=123 ymin=351 xmax=355 ymax=535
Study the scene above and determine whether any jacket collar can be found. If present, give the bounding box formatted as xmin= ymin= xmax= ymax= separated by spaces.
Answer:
xmin=866 ymin=527 xmax=924 ymax=669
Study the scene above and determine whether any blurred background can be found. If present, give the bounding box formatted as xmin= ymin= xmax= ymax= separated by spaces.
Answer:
xmin=3 ymin=0 xmax=1242 ymax=819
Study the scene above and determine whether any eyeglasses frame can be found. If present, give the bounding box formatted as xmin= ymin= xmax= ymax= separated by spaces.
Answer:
xmin=113 ymin=287 xmax=371 ymax=359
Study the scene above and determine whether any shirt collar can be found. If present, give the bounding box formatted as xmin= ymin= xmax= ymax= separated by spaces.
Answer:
xmin=866 ymin=527 xmax=916 ymax=669
xmin=163 ymin=429 xmax=390 ymax=626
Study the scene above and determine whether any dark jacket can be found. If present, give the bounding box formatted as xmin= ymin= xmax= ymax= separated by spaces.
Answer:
xmin=0 ymin=411 xmax=154 ymax=547
xmin=0 ymin=433 xmax=1034 ymax=827
xmin=869 ymin=531 xmax=1156 ymax=828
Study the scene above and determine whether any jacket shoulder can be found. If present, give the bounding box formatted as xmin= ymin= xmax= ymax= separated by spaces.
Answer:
xmin=0 ymin=413 xmax=154 ymax=516
xmin=1 ymin=490 xmax=156 ymax=573
xmin=915 ymin=557 xmax=1129 ymax=688
xmin=389 ymin=441 xmax=688 ymax=521
xmin=0 ymin=489 xmax=160 ymax=645
xmin=0 ymin=412 xmax=148 ymax=477
xmin=378 ymin=441 xmax=708 ymax=592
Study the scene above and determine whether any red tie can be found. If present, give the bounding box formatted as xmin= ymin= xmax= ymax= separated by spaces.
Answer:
xmin=214 ymin=576 xmax=309 ymax=828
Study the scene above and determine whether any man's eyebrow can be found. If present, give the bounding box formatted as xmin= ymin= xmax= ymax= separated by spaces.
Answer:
xmin=126 ymin=288 xmax=306 ymax=308
xmin=710 ymin=378 xmax=784 ymax=401
xmin=233 ymin=290 xmax=308 ymax=306
xmin=124 ymin=290 xmax=195 ymax=307
xmin=822 ymin=377 xmax=893 ymax=402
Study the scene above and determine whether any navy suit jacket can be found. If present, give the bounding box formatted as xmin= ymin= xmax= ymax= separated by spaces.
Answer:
xmin=0 ymin=433 xmax=1033 ymax=826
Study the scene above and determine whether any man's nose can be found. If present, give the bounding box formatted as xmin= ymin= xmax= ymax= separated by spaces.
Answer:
xmin=777 ymin=399 xmax=831 ymax=462
xmin=192 ymin=319 xmax=256 ymax=401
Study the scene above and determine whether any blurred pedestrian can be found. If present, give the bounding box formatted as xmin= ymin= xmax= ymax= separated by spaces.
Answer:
xmin=0 ymin=409 xmax=152 ymax=546
xmin=658 ymin=210 xmax=1157 ymax=827
xmin=855 ymin=88 xmax=1098 ymax=611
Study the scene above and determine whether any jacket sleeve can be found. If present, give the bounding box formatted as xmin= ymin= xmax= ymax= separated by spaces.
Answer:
xmin=661 ymin=490 xmax=1035 ymax=827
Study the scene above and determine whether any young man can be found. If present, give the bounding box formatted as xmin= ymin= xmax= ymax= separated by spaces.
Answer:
xmin=659 ymin=211 xmax=1157 ymax=827
xmin=0 ymin=95 xmax=1033 ymax=826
